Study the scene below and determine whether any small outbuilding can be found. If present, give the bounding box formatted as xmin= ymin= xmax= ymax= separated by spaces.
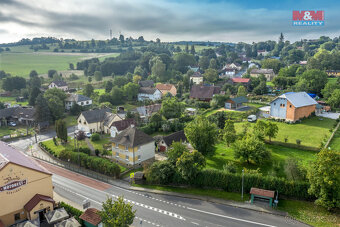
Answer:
xmin=225 ymin=96 xmax=248 ymax=110
xmin=79 ymin=208 xmax=102 ymax=227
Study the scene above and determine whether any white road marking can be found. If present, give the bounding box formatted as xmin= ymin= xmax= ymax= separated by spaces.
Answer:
xmin=186 ymin=207 xmax=277 ymax=227
xmin=191 ymin=222 xmax=199 ymax=226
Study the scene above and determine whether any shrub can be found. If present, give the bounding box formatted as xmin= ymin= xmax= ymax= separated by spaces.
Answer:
xmin=91 ymin=133 xmax=100 ymax=141
xmin=59 ymin=202 xmax=83 ymax=224
xmin=95 ymin=149 xmax=100 ymax=156
xmin=73 ymin=147 xmax=91 ymax=155
xmin=296 ymin=139 xmax=301 ymax=145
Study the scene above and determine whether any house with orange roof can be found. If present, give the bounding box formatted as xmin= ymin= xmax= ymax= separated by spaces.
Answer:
xmin=155 ymin=84 xmax=177 ymax=97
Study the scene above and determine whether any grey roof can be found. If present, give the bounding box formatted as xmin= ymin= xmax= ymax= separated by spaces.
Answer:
xmin=0 ymin=141 xmax=50 ymax=174
xmin=191 ymin=71 xmax=203 ymax=78
xmin=51 ymin=80 xmax=67 ymax=87
xmin=0 ymin=106 xmax=35 ymax=120
xmin=66 ymin=94 xmax=91 ymax=102
xmin=14 ymin=219 xmax=40 ymax=227
xmin=190 ymin=85 xmax=221 ymax=99
xmin=251 ymin=68 xmax=274 ymax=74
xmin=162 ymin=130 xmax=187 ymax=147
xmin=135 ymin=104 xmax=161 ymax=117
xmin=55 ymin=217 xmax=80 ymax=227
xmin=111 ymin=127 xmax=154 ymax=147
xmin=139 ymin=87 xmax=159 ymax=94
xmin=80 ymin=108 xmax=112 ymax=124
xmin=275 ymin=92 xmax=317 ymax=108
xmin=139 ymin=80 xmax=154 ymax=87
xmin=45 ymin=208 xmax=69 ymax=224
xmin=230 ymin=96 xmax=248 ymax=104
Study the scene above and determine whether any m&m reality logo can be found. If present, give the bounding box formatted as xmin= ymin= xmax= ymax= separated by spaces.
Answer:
xmin=292 ymin=10 xmax=324 ymax=26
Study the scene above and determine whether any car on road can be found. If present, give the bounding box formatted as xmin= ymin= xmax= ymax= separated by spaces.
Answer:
xmin=85 ymin=132 xmax=92 ymax=138
xmin=8 ymin=122 xmax=16 ymax=127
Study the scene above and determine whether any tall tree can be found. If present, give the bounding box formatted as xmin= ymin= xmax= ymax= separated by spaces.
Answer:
xmin=105 ymin=80 xmax=113 ymax=93
xmin=190 ymin=45 xmax=196 ymax=55
xmin=264 ymin=122 xmax=279 ymax=142
xmin=29 ymin=70 xmax=38 ymax=78
xmin=223 ymin=119 xmax=237 ymax=146
xmin=83 ymin=84 xmax=94 ymax=97
xmin=184 ymin=116 xmax=218 ymax=155
xmin=99 ymin=196 xmax=136 ymax=227
xmin=307 ymin=149 xmax=340 ymax=210
xmin=176 ymin=150 xmax=205 ymax=180
xmin=185 ymin=43 xmax=189 ymax=53
xmin=203 ymin=68 xmax=218 ymax=83
xmin=233 ymin=135 xmax=270 ymax=164
xmin=55 ymin=119 xmax=67 ymax=143
xmin=34 ymin=94 xmax=51 ymax=123
xmin=160 ymin=97 xmax=184 ymax=119
xmin=167 ymin=142 xmax=189 ymax=165
xmin=28 ymin=87 xmax=41 ymax=106
xmin=237 ymin=86 xmax=247 ymax=97
xmin=123 ymin=82 xmax=139 ymax=101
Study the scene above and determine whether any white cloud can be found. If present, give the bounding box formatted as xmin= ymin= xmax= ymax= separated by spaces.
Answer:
xmin=0 ymin=0 xmax=339 ymax=43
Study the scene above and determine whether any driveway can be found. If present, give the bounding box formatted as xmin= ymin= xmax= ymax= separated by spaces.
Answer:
xmin=317 ymin=112 xmax=340 ymax=119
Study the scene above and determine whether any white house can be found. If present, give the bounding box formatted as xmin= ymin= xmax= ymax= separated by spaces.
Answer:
xmin=137 ymin=87 xmax=162 ymax=101
xmin=110 ymin=118 xmax=136 ymax=137
xmin=223 ymin=63 xmax=242 ymax=71
xmin=65 ymin=94 xmax=92 ymax=110
xmin=190 ymin=72 xmax=204 ymax=85
xmin=111 ymin=127 xmax=155 ymax=167
xmin=48 ymin=81 xmax=68 ymax=91
xmin=219 ymin=68 xmax=236 ymax=78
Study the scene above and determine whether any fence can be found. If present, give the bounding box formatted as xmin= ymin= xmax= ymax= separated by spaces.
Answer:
xmin=324 ymin=120 xmax=340 ymax=149
xmin=31 ymin=151 xmax=117 ymax=184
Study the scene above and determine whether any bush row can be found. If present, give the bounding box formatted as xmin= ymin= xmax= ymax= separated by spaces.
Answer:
xmin=39 ymin=142 xmax=120 ymax=178
xmin=148 ymin=168 xmax=313 ymax=200
xmin=59 ymin=202 xmax=84 ymax=225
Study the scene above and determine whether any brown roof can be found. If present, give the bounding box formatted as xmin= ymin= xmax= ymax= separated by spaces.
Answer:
xmin=250 ymin=188 xmax=275 ymax=198
xmin=24 ymin=194 xmax=55 ymax=212
xmin=231 ymin=78 xmax=250 ymax=83
xmin=79 ymin=208 xmax=102 ymax=226
xmin=162 ymin=130 xmax=187 ymax=147
xmin=0 ymin=141 xmax=51 ymax=174
xmin=190 ymin=85 xmax=220 ymax=99
xmin=111 ymin=118 xmax=136 ymax=131
xmin=156 ymin=84 xmax=175 ymax=91
xmin=111 ymin=127 xmax=154 ymax=147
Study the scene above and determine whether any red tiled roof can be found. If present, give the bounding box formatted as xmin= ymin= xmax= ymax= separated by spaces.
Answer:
xmin=24 ymin=194 xmax=55 ymax=212
xmin=250 ymin=188 xmax=275 ymax=198
xmin=111 ymin=118 xmax=136 ymax=131
xmin=156 ymin=84 xmax=175 ymax=91
xmin=79 ymin=208 xmax=102 ymax=226
xmin=231 ymin=78 xmax=250 ymax=83
xmin=0 ymin=141 xmax=51 ymax=174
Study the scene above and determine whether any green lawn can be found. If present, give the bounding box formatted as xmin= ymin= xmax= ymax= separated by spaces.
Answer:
xmin=0 ymin=126 xmax=33 ymax=138
xmin=329 ymin=126 xmax=340 ymax=151
xmin=244 ymin=102 xmax=266 ymax=108
xmin=90 ymin=134 xmax=111 ymax=150
xmin=64 ymin=115 xmax=78 ymax=127
xmin=0 ymin=96 xmax=28 ymax=106
xmin=278 ymin=200 xmax=339 ymax=227
xmin=133 ymin=184 xmax=249 ymax=202
xmin=207 ymin=143 xmax=316 ymax=177
xmin=41 ymin=137 xmax=88 ymax=155
xmin=327 ymin=77 xmax=338 ymax=84
xmin=0 ymin=52 xmax=120 ymax=78
xmin=234 ymin=117 xmax=335 ymax=148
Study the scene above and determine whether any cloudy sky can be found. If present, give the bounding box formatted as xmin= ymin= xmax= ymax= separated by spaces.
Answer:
xmin=0 ymin=0 xmax=339 ymax=44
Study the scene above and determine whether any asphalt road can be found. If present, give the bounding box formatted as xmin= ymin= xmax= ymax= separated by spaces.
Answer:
xmin=8 ymin=126 xmax=76 ymax=151
xmin=51 ymin=171 xmax=308 ymax=227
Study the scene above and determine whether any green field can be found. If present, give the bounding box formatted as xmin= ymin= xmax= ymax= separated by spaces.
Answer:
xmin=0 ymin=96 xmax=28 ymax=106
xmin=327 ymin=77 xmax=338 ymax=84
xmin=0 ymin=52 xmax=119 ymax=78
xmin=329 ymin=126 xmax=340 ymax=151
xmin=174 ymin=44 xmax=215 ymax=52
xmin=234 ymin=117 xmax=335 ymax=148
xmin=206 ymin=143 xmax=316 ymax=177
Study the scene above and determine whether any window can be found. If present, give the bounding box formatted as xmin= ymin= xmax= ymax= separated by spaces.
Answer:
xmin=81 ymin=102 xmax=84 ymax=105
xmin=116 ymin=152 xmax=119 ymax=157
xmin=125 ymin=146 xmax=128 ymax=151
xmin=125 ymin=155 xmax=129 ymax=161
xmin=282 ymin=104 xmax=285 ymax=107
xmin=14 ymin=213 xmax=20 ymax=222
xmin=290 ymin=105 xmax=292 ymax=108
xmin=138 ymin=155 xmax=141 ymax=161
xmin=86 ymin=101 xmax=89 ymax=104
xmin=79 ymin=120 xmax=81 ymax=123
xmin=115 ymin=143 xmax=118 ymax=148
xmin=274 ymin=103 xmax=276 ymax=106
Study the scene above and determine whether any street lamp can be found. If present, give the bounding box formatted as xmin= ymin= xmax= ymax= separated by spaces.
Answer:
xmin=241 ymin=168 xmax=244 ymax=200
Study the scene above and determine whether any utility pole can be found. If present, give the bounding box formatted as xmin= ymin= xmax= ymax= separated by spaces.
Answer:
xmin=241 ymin=168 xmax=244 ymax=200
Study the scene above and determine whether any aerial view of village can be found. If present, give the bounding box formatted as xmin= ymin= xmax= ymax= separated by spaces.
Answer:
xmin=0 ymin=0 xmax=339 ymax=226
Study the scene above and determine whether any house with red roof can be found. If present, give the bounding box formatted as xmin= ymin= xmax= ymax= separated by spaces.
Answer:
xmin=229 ymin=78 xmax=251 ymax=89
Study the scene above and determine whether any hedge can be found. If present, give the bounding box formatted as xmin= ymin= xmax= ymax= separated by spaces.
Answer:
xmin=148 ymin=168 xmax=313 ymax=200
xmin=39 ymin=142 xmax=120 ymax=178
xmin=59 ymin=202 xmax=84 ymax=225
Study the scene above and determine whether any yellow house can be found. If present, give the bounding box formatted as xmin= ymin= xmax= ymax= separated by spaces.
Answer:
xmin=0 ymin=142 xmax=54 ymax=226
xmin=111 ymin=127 xmax=155 ymax=167
xmin=77 ymin=108 xmax=122 ymax=134
xmin=326 ymin=70 xmax=340 ymax=77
